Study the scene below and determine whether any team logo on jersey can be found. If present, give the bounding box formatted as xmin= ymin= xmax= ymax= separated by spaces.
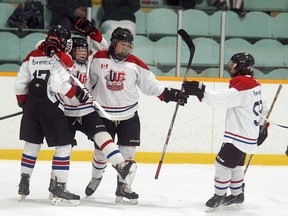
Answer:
xmin=105 ymin=69 xmax=126 ymax=91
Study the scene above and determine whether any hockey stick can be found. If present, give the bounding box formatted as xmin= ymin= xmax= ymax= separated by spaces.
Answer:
xmin=244 ymin=84 xmax=282 ymax=174
xmin=154 ymin=29 xmax=195 ymax=179
xmin=0 ymin=111 xmax=23 ymax=121
xmin=51 ymin=52 xmax=130 ymax=121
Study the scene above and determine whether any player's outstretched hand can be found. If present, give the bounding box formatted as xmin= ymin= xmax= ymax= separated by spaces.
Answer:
xmin=74 ymin=17 xmax=96 ymax=36
xmin=182 ymin=81 xmax=205 ymax=102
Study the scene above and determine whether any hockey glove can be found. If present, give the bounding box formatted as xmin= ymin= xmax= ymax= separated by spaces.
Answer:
xmin=74 ymin=17 xmax=96 ymax=36
xmin=75 ymin=86 xmax=89 ymax=103
xmin=162 ymin=88 xmax=188 ymax=106
xmin=43 ymin=35 xmax=61 ymax=57
xmin=182 ymin=81 xmax=205 ymax=102
xmin=257 ymin=122 xmax=269 ymax=146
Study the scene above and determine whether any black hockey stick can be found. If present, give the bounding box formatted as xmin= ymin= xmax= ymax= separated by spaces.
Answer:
xmin=244 ymin=84 xmax=282 ymax=174
xmin=0 ymin=111 xmax=23 ymax=121
xmin=155 ymin=29 xmax=195 ymax=179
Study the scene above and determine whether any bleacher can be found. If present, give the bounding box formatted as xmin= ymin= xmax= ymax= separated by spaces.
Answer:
xmin=0 ymin=0 xmax=288 ymax=79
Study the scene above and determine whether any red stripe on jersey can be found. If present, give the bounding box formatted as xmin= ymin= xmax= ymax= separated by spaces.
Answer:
xmin=100 ymin=139 xmax=114 ymax=151
xmin=229 ymin=75 xmax=260 ymax=91
xmin=66 ymin=86 xmax=77 ymax=98
xmin=225 ymin=131 xmax=257 ymax=141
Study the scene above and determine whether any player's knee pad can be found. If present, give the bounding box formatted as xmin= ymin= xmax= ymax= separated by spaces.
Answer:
xmin=23 ymin=142 xmax=41 ymax=157
xmin=54 ymin=145 xmax=72 ymax=157
xmin=118 ymin=145 xmax=136 ymax=161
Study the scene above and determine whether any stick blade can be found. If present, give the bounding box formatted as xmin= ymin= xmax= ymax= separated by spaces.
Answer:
xmin=178 ymin=29 xmax=195 ymax=50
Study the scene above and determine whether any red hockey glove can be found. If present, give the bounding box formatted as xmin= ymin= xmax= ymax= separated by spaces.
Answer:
xmin=74 ymin=17 xmax=96 ymax=36
xmin=43 ymin=35 xmax=61 ymax=57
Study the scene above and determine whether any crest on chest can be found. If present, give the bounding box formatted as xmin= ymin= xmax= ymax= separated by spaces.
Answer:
xmin=105 ymin=69 xmax=126 ymax=91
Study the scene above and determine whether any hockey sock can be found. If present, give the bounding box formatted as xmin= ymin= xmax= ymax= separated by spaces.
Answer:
xmin=214 ymin=160 xmax=231 ymax=196
xmin=20 ymin=142 xmax=41 ymax=177
xmin=93 ymin=131 xmax=124 ymax=166
xmin=92 ymin=149 xmax=107 ymax=178
xmin=52 ymin=145 xmax=71 ymax=183
xmin=230 ymin=166 xmax=244 ymax=195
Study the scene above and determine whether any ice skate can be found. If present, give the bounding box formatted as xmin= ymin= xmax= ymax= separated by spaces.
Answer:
xmin=48 ymin=178 xmax=56 ymax=200
xmin=85 ymin=177 xmax=102 ymax=197
xmin=114 ymin=160 xmax=136 ymax=185
xmin=18 ymin=173 xmax=30 ymax=201
xmin=51 ymin=182 xmax=80 ymax=206
xmin=115 ymin=181 xmax=138 ymax=205
xmin=223 ymin=192 xmax=244 ymax=208
xmin=205 ymin=193 xmax=226 ymax=212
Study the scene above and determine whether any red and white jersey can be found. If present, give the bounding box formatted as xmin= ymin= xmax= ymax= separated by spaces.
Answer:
xmin=59 ymin=31 xmax=109 ymax=117
xmin=89 ymin=51 xmax=165 ymax=120
xmin=203 ymin=75 xmax=268 ymax=154
xmin=15 ymin=45 xmax=76 ymax=111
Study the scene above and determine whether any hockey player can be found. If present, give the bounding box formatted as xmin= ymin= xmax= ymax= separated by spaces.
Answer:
xmin=86 ymin=27 xmax=189 ymax=204
xmin=48 ymin=19 xmax=138 ymax=200
xmin=15 ymin=25 xmax=88 ymax=206
xmin=182 ymin=53 xmax=269 ymax=211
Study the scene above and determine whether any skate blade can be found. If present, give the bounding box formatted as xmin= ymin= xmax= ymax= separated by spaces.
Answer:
xmin=49 ymin=192 xmax=56 ymax=200
xmin=51 ymin=197 xmax=80 ymax=206
xmin=18 ymin=194 xmax=27 ymax=202
xmin=205 ymin=205 xmax=224 ymax=212
xmin=224 ymin=203 xmax=244 ymax=210
xmin=115 ymin=196 xmax=138 ymax=205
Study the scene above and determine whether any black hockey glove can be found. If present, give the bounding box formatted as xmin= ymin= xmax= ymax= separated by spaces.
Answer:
xmin=163 ymin=87 xmax=188 ymax=106
xmin=74 ymin=17 xmax=96 ymax=36
xmin=43 ymin=35 xmax=60 ymax=57
xmin=257 ymin=123 xmax=269 ymax=146
xmin=182 ymin=81 xmax=205 ymax=102
xmin=75 ymin=86 xmax=89 ymax=103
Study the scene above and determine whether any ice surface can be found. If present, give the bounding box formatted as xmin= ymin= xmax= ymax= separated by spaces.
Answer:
xmin=0 ymin=160 xmax=287 ymax=216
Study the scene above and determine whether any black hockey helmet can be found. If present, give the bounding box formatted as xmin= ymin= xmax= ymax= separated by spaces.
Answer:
xmin=48 ymin=25 xmax=72 ymax=52
xmin=71 ymin=37 xmax=88 ymax=64
xmin=109 ymin=27 xmax=134 ymax=60
xmin=228 ymin=52 xmax=255 ymax=77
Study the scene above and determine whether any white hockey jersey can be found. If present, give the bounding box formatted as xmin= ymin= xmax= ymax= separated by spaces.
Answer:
xmin=203 ymin=75 xmax=268 ymax=154
xmin=15 ymin=45 xmax=76 ymax=110
xmin=59 ymin=31 xmax=109 ymax=117
xmin=89 ymin=51 xmax=165 ymax=120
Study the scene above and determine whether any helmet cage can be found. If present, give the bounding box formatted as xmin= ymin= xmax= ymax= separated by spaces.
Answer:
xmin=71 ymin=37 xmax=88 ymax=64
xmin=109 ymin=27 xmax=134 ymax=60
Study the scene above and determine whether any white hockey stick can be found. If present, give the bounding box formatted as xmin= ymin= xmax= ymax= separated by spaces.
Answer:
xmin=51 ymin=51 xmax=130 ymax=121
xmin=244 ymin=84 xmax=282 ymax=174
xmin=154 ymin=29 xmax=195 ymax=179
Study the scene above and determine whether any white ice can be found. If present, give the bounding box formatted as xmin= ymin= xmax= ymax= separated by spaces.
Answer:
xmin=0 ymin=160 xmax=287 ymax=216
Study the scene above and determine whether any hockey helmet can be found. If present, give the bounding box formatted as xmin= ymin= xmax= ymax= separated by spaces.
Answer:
xmin=48 ymin=25 xmax=72 ymax=52
xmin=109 ymin=27 xmax=134 ymax=60
xmin=71 ymin=37 xmax=89 ymax=64
xmin=228 ymin=52 xmax=255 ymax=77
